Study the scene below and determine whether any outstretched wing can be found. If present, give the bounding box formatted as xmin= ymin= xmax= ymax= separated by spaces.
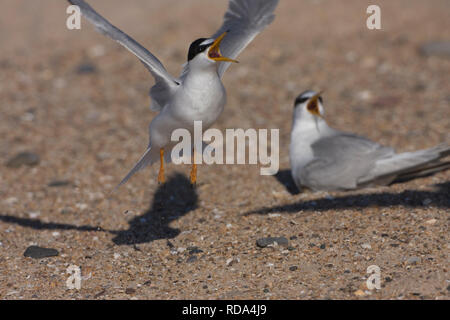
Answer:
xmin=302 ymin=133 xmax=395 ymax=190
xmin=212 ymin=0 xmax=279 ymax=78
xmin=68 ymin=0 xmax=179 ymax=111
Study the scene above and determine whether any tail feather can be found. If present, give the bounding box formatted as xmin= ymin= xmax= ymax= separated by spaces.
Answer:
xmin=114 ymin=147 xmax=154 ymax=190
xmin=360 ymin=143 xmax=450 ymax=186
xmin=393 ymin=160 xmax=450 ymax=183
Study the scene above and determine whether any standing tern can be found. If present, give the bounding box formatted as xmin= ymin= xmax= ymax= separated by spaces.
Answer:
xmin=68 ymin=0 xmax=279 ymax=186
xmin=290 ymin=90 xmax=450 ymax=191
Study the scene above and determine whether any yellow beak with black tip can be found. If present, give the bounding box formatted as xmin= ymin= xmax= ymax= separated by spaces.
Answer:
xmin=208 ymin=31 xmax=239 ymax=63
xmin=306 ymin=91 xmax=324 ymax=119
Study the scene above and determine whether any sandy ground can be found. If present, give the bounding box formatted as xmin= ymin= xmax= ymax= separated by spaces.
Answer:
xmin=0 ymin=0 xmax=449 ymax=300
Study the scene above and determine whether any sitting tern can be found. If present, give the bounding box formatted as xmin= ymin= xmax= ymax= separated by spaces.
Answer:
xmin=68 ymin=0 xmax=279 ymax=186
xmin=290 ymin=90 xmax=450 ymax=191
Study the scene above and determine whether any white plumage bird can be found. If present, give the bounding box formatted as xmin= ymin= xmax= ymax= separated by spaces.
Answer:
xmin=68 ymin=0 xmax=279 ymax=187
xmin=290 ymin=90 xmax=450 ymax=191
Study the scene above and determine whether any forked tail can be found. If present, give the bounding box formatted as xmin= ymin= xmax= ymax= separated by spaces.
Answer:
xmin=113 ymin=147 xmax=154 ymax=191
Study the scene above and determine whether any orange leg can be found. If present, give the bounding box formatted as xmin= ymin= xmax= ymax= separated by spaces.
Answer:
xmin=158 ymin=148 xmax=165 ymax=184
xmin=190 ymin=148 xmax=197 ymax=185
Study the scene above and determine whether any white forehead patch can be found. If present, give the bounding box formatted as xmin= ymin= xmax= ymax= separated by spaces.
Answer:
xmin=200 ymin=39 xmax=214 ymax=46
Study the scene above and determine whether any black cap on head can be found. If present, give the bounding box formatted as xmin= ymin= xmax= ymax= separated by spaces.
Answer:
xmin=187 ymin=38 xmax=211 ymax=61
xmin=294 ymin=90 xmax=323 ymax=107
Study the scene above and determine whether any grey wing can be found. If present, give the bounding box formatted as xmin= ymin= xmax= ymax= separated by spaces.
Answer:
xmin=212 ymin=0 xmax=279 ymax=78
xmin=301 ymin=133 xmax=395 ymax=190
xmin=69 ymin=0 xmax=178 ymax=111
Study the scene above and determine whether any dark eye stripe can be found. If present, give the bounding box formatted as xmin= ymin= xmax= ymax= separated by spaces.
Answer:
xmin=295 ymin=96 xmax=309 ymax=105
xmin=294 ymin=95 xmax=323 ymax=107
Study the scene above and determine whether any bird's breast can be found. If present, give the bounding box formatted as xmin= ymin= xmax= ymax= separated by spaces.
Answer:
xmin=290 ymin=125 xmax=322 ymax=175
xmin=172 ymin=72 xmax=226 ymax=127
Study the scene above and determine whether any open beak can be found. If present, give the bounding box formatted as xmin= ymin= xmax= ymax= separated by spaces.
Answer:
xmin=306 ymin=91 xmax=324 ymax=119
xmin=208 ymin=31 xmax=239 ymax=63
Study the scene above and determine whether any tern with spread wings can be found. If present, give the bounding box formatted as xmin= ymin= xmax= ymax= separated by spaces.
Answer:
xmin=290 ymin=90 xmax=450 ymax=191
xmin=68 ymin=0 xmax=279 ymax=187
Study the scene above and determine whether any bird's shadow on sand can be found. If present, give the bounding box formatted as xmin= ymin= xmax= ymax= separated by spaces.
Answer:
xmin=0 ymin=173 xmax=198 ymax=245
xmin=112 ymin=173 xmax=198 ymax=245
xmin=274 ymin=169 xmax=300 ymax=195
xmin=247 ymin=178 xmax=450 ymax=215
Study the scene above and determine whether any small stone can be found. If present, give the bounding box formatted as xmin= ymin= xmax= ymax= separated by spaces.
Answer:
xmin=6 ymin=152 xmax=40 ymax=168
xmin=186 ymin=255 xmax=197 ymax=263
xmin=60 ymin=207 xmax=73 ymax=215
xmin=361 ymin=243 xmax=372 ymax=250
xmin=166 ymin=240 xmax=174 ymax=249
xmin=76 ymin=63 xmax=97 ymax=74
xmin=28 ymin=211 xmax=40 ymax=219
xmin=88 ymin=45 xmax=105 ymax=58
xmin=268 ymin=213 xmax=281 ymax=218
xmin=407 ymin=256 xmax=421 ymax=265
xmin=94 ymin=289 xmax=106 ymax=298
xmin=256 ymin=237 xmax=289 ymax=248
xmin=319 ymin=244 xmax=326 ymax=249
xmin=289 ymin=266 xmax=298 ymax=271
xmin=425 ymin=218 xmax=437 ymax=225
xmin=48 ymin=180 xmax=72 ymax=187
xmin=358 ymin=90 xmax=372 ymax=101
xmin=125 ymin=288 xmax=136 ymax=295
xmin=226 ymin=257 xmax=239 ymax=266
xmin=75 ymin=203 xmax=88 ymax=210
xmin=422 ymin=198 xmax=432 ymax=206
xmin=24 ymin=246 xmax=59 ymax=259
xmin=188 ymin=246 xmax=203 ymax=255
xmin=419 ymin=42 xmax=450 ymax=57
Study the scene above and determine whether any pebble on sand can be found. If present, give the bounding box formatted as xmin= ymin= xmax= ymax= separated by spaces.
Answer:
xmin=76 ymin=62 xmax=97 ymax=74
xmin=226 ymin=257 xmax=240 ymax=267
xmin=186 ymin=255 xmax=198 ymax=263
xmin=406 ymin=256 xmax=421 ymax=265
xmin=125 ymin=288 xmax=136 ymax=295
xmin=23 ymin=246 xmax=59 ymax=259
xmin=48 ymin=180 xmax=72 ymax=187
xmin=256 ymin=237 xmax=289 ymax=248
xmin=419 ymin=42 xmax=450 ymax=57
xmin=6 ymin=152 xmax=40 ymax=168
